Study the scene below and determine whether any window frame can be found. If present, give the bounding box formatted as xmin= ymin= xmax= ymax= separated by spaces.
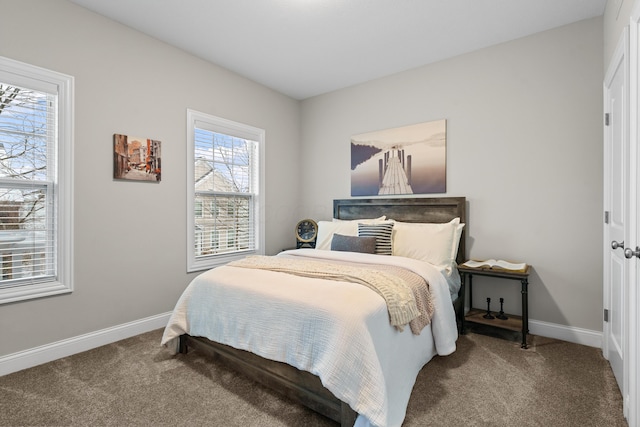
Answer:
xmin=0 ymin=56 xmax=74 ymax=304
xmin=186 ymin=109 xmax=264 ymax=272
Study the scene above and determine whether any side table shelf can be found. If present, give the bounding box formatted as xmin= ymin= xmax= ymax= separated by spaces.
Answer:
xmin=458 ymin=264 xmax=532 ymax=349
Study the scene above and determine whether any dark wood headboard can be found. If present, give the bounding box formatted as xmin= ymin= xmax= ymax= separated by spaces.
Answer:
xmin=333 ymin=197 xmax=466 ymax=264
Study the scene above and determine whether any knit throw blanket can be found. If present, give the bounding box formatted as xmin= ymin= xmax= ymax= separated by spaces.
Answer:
xmin=228 ymin=255 xmax=434 ymax=333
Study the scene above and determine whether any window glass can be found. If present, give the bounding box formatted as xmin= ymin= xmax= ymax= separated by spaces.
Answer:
xmin=187 ymin=110 xmax=264 ymax=271
xmin=0 ymin=56 xmax=73 ymax=303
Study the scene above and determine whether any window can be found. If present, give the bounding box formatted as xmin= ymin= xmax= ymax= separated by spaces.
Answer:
xmin=187 ymin=109 xmax=264 ymax=271
xmin=0 ymin=56 xmax=73 ymax=304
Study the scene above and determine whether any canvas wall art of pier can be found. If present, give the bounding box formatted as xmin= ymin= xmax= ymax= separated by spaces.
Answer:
xmin=350 ymin=119 xmax=446 ymax=196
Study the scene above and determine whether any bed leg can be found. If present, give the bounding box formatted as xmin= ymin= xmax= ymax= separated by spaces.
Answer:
xmin=340 ymin=402 xmax=357 ymax=427
xmin=178 ymin=334 xmax=188 ymax=354
xmin=457 ymin=275 xmax=466 ymax=334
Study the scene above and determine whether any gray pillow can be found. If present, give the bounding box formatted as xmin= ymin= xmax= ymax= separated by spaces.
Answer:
xmin=330 ymin=233 xmax=377 ymax=253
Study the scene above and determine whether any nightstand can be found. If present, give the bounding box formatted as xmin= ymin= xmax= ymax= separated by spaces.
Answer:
xmin=458 ymin=264 xmax=532 ymax=349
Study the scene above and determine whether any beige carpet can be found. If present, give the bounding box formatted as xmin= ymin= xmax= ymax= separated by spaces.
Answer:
xmin=0 ymin=329 xmax=627 ymax=426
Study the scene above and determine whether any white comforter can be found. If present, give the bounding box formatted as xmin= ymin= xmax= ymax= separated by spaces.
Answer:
xmin=161 ymin=249 xmax=458 ymax=427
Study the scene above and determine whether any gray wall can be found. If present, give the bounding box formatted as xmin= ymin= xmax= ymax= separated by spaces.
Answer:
xmin=299 ymin=18 xmax=604 ymax=332
xmin=0 ymin=0 xmax=610 ymax=359
xmin=0 ymin=0 xmax=301 ymax=356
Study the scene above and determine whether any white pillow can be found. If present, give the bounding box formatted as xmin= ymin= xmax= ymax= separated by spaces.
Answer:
xmin=451 ymin=222 xmax=465 ymax=263
xmin=316 ymin=221 xmax=358 ymax=250
xmin=316 ymin=217 xmax=390 ymax=250
xmin=392 ymin=218 xmax=461 ymax=266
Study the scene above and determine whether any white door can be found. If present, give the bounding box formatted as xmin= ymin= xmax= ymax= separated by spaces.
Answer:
xmin=603 ymin=28 xmax=629 ymax=394
xmin=626 ymin=3 xmax=640 ymax=424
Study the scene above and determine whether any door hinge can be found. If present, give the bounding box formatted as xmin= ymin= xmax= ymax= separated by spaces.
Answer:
xmin=605 ymin=113 xmax=610 ymax=126
xmin=605 ymin=211 xmax=610 ymax=224
xmin=604 ymin=308 xmax=609 ymax=322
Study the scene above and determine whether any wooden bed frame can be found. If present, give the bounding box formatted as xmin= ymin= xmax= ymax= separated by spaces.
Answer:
xmin=179 ymin=196 xmax=466 ymax=426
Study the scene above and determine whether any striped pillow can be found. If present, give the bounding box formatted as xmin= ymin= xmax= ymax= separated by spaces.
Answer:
xmin=358 ymin=222 xmax=394 ymax=255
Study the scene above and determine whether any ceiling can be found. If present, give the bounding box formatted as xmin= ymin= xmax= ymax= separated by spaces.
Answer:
xmin=70 ymin=0 xmax=607 ymax=100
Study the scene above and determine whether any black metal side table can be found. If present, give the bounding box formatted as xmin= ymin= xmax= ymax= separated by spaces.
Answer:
xmin=458 ymin=264 xmax=532 ymax=349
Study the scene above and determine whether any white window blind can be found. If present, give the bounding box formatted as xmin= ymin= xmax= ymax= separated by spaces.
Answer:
xmin=187 ymin=109 xmax=264 ymax=272
xmin=0 ymin=56 xmax=73 ymax=303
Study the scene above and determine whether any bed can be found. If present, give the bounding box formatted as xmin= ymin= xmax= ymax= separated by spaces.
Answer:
xmin=162 ymin=196 xmax=466 ymax=427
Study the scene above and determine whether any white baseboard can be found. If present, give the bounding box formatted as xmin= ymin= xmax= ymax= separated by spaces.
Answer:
xmin=0 ymin=312 xmax=172 ymax=377
xmin=463 ymin=305 xmax=603 ymax=348
xmin=1 ymin=313 xmax=603 ymax=377
xmin=529 ymin=318 xmax=602 ymax=348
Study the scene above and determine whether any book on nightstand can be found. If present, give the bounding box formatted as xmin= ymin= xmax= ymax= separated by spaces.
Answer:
xmin=461 ymin=259 xmax=528 ymax=273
